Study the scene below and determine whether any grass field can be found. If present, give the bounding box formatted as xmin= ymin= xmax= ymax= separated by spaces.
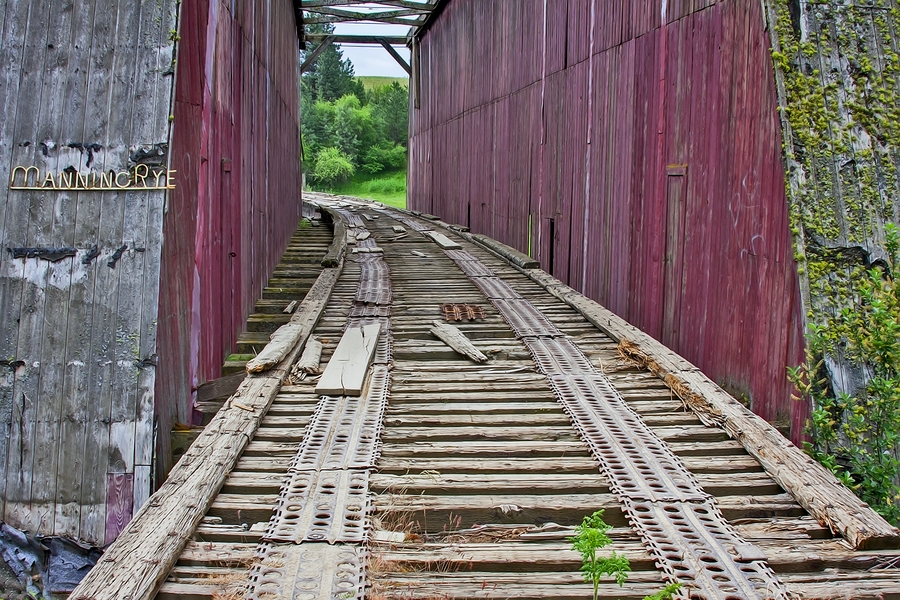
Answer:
xmin=313 ymin=169 xmax=407 ymax=209
xmin=357 ymin=76 xmax=409 ymax=91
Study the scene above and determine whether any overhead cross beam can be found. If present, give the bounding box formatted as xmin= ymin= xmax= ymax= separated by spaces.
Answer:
xmin=300 ymin=34 xmax=336 ymax=73
xmin=378 ymin=38 xmax=411 ymax=75
xmin=304 ymin=34 xmax=409 ymax=45
xmin=300 ymin=1 xmax=438 ymax=32
xmin=302 ymin=0 xmax=434 ymax=8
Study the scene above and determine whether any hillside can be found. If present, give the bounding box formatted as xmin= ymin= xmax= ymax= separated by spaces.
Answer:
xmin=357 ymin=75 xmax=408 ymax=90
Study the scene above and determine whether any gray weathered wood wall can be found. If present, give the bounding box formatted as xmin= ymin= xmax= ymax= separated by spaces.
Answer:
xmin=0 ymin=0 xmax=177 ymax=545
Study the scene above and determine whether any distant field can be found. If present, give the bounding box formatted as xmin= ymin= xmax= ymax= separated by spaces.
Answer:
xmin=357 ymin=76 xmax=409 ymax=90
xmin=313 ymin=169 xmax=407 ymax=209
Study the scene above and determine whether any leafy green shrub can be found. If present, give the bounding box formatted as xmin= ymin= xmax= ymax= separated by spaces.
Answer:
xmin=310 ymin=147 xmax=354 ymax=187
xmin=361 ymin=141 xmax=407 ymax=174
xmin=789 ymin=223 xmax=900 ymax=523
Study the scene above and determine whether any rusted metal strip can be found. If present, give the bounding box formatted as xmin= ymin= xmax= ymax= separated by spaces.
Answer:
xmin=441 ymin=303 xmax=487 ymax=321
xmin=356 ymin=256 xmax=392 ymax=305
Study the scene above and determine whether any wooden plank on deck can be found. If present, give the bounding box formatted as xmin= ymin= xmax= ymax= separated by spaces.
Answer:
xmin=315 ymin=324 xmax=381 ymax=396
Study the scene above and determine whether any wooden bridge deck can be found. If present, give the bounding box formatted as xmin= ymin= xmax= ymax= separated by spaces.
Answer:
xmin=74 ymin=193 xmax=900 ymax=600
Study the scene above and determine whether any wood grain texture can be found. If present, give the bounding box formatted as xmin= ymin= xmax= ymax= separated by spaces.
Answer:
xmin=157 ymin=0 xmax=304 ymax=479
xmin=0 ymin=0 xmax=176 ymax=544
xmin=315 ymin=323 xmax=381 ymax=395
xmin=429 ymin=320 xmax=489 ymax=363
xmin=523 ymin=267 xmax=900 ymax=551
xmin=69 ymin=261 xmax=342 ymax=600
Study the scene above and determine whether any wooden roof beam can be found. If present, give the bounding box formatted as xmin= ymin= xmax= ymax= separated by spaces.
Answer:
xmin=301 ymin=0 xmax=437 ymax=10
xmin=305 ymin=6 xmax=429 ymax=18
xmin=379 ymin=38 xmax=411 ymax=75
xmin=300 ymin=34 xmax=335 ymax=73
xmin=305 ymin=33 xmax=410 ymax=45
xmin=304 ymin=15 xmax=427 ymax=26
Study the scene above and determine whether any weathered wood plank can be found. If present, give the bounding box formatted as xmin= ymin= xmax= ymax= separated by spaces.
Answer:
xmin=429 ymin=320 xmax=489 ymax=363
xmin=246 ymin=267 xmax=342 ymax=373
xmin=292 ymin=336 xmax=323 ymax=375
xmin=470 ymin=233 xmax=540 ymax=269
xmin=424 ymin=230 xmax=462 ymax=249
xmin=525 ymin=268 xmax=900 ymax=550
xmin=196 ymin=372 xmax=247 ymax=404
xmin=315 ymin=323 xmax=381 ymax=395
xmin=69 ymin=263 xmax=342 ymax=600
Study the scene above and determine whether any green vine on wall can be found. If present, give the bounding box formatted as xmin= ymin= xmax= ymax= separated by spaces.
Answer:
xmin=770 ymin=0 xmax=900 ymax=522
xmin=788 ymin=223 xmax=900 ymax=522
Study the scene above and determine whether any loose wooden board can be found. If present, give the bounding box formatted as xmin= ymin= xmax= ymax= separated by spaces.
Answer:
xmin=315 ymin=324 xmax=381 ymax=396
xmin=424 ymin=230 xmax=462 ymax=249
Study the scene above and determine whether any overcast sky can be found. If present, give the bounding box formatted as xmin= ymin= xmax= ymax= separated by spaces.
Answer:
xmin=333 ymin=22 xmax=412 ymax=78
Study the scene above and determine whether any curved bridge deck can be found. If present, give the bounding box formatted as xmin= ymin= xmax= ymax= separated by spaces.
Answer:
xmin=73 ymin=194 xmax=900 ymax=600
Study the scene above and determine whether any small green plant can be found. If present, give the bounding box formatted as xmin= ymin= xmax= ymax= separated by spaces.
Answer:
xmin=570 ymin=510 xmax=683 ymax=600
xmin=643 ymin=582 xmax=684 ymax=600
xmin=569 ymin=510 xmax=630 ymax=599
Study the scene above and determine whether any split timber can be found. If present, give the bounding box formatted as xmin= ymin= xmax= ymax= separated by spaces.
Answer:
xmin=74 ymin=194 xmax=900 ymax=600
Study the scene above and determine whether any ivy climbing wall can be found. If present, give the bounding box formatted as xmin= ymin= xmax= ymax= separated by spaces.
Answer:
xmin=767 ymin=0 xmax=900 ymax=397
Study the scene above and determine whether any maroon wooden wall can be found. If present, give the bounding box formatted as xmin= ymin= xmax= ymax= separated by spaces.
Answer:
xmin=156 ymin=0 xmax=302 ymax=475
xmin=410 ymin=0 xmax=808 ymax=437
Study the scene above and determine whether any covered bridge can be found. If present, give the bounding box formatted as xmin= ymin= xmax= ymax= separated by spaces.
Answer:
xmin=0 ymin=0 xmax=899 ymax=599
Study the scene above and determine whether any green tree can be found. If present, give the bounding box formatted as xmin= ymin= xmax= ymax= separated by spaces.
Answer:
xmin=369 ymin=81 xmax=409 ymax=147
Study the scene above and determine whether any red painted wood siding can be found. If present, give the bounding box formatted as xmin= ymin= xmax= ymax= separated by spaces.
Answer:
xmin=157 ymin=0 xmax=302 ymax=476
xmin=410 ymin=0 xmax=807 ymax=438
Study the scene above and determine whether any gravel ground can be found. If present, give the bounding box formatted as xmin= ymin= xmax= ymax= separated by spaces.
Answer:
xmin=0 ymin=559 xmax=30 ymax=600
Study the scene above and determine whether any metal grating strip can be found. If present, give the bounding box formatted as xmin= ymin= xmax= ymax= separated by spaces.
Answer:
xmin=244 ymin=542 xmax=364 ymax=600
xmin=264 ymin=469 xmax=370 ymax=543
xmin=336 ymin=209 xmax=365 ymax=228
xmin=526 ymin=336 xmax=595 ymax=373
xmin=380 ymin=206 xmax=793 ymax=600
xmin=444 ymin=249 xmax=480 ymax=262
xmin=287 ymin=367 xmax=390 ymax=472
xmin=472 ymin=276 xmax=522 ymax=299
xmin=357 ymin=237 xmax=378 ymax=249
xmin=548 ymin=373 xmax=708 ymax=503
xmin=356 ymin=258 xmax=391 ymax=305
xmin=349 ymin=303 xmax=391 ymax=318
xmin=492 ymin=298 xmax=563 ymax=337
xmin=456 ymin=259 xmax=496 ymax=277
xmin=623 ymin=499 xmax=789 ymax=600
